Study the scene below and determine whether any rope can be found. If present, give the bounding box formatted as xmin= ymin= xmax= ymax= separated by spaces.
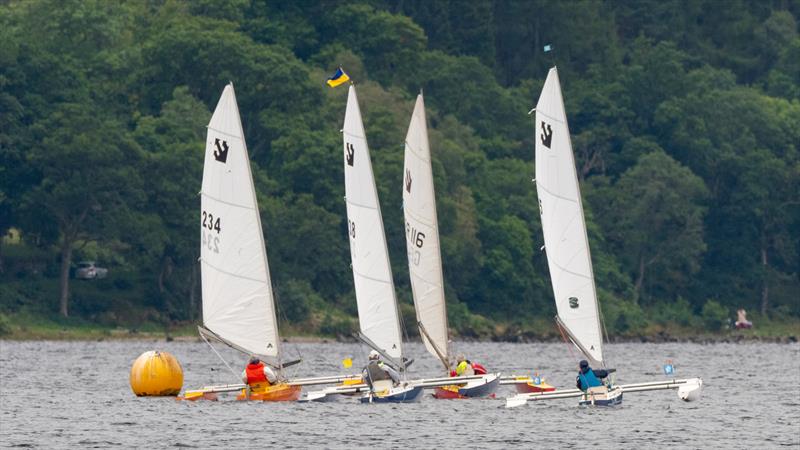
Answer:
xmin=272 ymin=287 xmax=303 ymax=377
xmin=556 ymin=320 xmax=578 ymax=362
xmin=200 ymin=331 xmax=240 ymax=381
xmin=597 ymin=302 xmax=611 ymax=369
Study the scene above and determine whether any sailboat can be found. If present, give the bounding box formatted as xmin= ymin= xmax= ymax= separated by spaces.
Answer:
xmin=342 ymin=85 xmax=423 ymax=403
xmin=505 ymin=67 xmax=702 ymax=408
xmin=187 ymin=83 xmax=301 ymax=401
xmin=534 ymin=67 xmax=620 ymax=406
xmin=402 ymin=93 xmax=500 ymax=399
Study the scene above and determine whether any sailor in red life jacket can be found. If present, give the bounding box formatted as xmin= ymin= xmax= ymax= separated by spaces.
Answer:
xmin=242 ymin=356 xmax=277 ymax=387
xmin=450 ymin=354 xmax=488 ymax=377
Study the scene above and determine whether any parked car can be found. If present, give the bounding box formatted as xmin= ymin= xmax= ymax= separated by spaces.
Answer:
xmin=75 ymin=261 xmax=108 ymax=280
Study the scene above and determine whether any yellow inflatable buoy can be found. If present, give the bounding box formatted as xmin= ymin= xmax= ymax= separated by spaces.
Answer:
xmin=130 ymin=350 xmax=183 ymax=396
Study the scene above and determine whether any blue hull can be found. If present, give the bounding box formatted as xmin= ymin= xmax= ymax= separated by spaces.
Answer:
xmin=360 ymin=386 xmax=424 ymax=404
xmin=458 ymin=375 xmax=500 ymax=398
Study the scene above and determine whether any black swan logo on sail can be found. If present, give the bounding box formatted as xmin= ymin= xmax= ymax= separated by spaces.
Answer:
xmin=213 ymin=138 xmax=229 ymax=163
xmin=569 ymin=297 xmax=579 ymax=309
xmin=405 ymin=169 xmax=412 ymax=193
xmin=345 ymin=142 xmax=355 ymax=166
xmin=540 ymin=122 xmax=553 ymax=149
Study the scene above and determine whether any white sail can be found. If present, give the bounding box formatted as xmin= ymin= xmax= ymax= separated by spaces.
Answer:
xmin=402 ymin=94 xmax=449 ymax=364
xmin=535 ymin=68 xmax=604 ymax=365
xmin=343 ymin=85 xmax=403 ymax=359
xmin=200 ymin=84 xmax=280 ymax=358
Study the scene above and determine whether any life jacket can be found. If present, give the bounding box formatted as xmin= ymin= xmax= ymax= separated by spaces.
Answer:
xmin=578 ymin=368 xmax=602 ymax=390
xmin=245 ymin=362 xmax=269 ymax=385
xmin=365 ymin=361 xmax=391 ymax=387
xmin=472 ymin=362 xmax=487 ymax=375
xmin=455 ymin=360 xmax=475 ymax=376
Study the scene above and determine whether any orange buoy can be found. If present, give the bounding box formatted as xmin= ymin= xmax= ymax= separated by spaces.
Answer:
xmin=130 ymin=350 xmax=183 ymax=396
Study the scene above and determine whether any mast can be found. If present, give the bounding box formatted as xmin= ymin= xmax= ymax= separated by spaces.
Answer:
xmin=403 ymin=93 xmax=450 ymax=371
xmin=534 ymin=67 xmax=604 ymax=366
xmin=200 ymin=83 xmax=281 ymax=363
xmin=343 ymin=85 xmax=405 ymax=364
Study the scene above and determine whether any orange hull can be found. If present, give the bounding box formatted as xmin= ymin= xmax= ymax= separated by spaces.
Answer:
xmin=515 ymin=381 xmax=556 ymax=394
xmin=433 ymin=386 xmax=496 ymax=399
xmin=237 ymin=383 xmax=302 ymax=402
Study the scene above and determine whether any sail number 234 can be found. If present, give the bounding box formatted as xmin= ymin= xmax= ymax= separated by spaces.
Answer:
xmin=201 ymin=210 xmax=221 ymax=254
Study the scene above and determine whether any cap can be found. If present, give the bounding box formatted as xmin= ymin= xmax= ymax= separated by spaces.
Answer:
xmin=368 ymin=350 xmax=380 ymax=360
xmin=579 ymin=360 xmax=589 ymax=369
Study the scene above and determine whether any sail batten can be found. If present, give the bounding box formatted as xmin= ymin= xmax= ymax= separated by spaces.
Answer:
xmin=535 ymin=68 xmax=604 ymax=365
xmin=343 ymin=85 xmax=404 ymax=359
xmin=200 ymin=84 xmax=280 ymax=358
xmin=403 ymin=94 xmax=449 ymax=364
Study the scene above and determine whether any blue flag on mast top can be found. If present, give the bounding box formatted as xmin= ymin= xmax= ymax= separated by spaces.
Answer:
xmin=327 ymin=67 xmax=350 ymax=88
xmin=543 ymin=44 xmax=552 ymax=52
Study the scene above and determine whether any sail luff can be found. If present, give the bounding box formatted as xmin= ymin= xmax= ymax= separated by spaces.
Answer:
xmin=230 ymin=84 xmax=282 ymax=362
xmin=343 ymin=85 xmax=404 ymax=359
xmin=535 ymin=67 xmax=604 ymax=365
xmin=403 ymin=94 xmax=449 ymax=365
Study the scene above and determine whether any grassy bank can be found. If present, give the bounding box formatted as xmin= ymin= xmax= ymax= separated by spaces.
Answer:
xmin=1 ymin=309 xmax=797 ymax=343
xmin=1 ymin=265 xmax=797 ymax=343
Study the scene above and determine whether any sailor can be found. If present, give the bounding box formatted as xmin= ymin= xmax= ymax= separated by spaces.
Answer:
xmin=576 ymin=360 xmax=614 ymax=391
xmin=735 ymin=308 xmax=753 ymax=329
xmin=361 ymin=350 xmax=400 ymax=389
xmin=242 ymin=356 xmax=277 ymax=388
xmin=452 ymin=354 xmax=487 ymax=377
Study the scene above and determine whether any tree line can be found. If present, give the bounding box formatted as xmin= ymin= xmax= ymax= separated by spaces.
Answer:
xmin=0 ymin=0 xmax=797 ymax=336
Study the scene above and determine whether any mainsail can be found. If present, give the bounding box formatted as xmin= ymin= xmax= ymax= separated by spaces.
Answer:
xmin=200 ymin=83 xmax=280 ymax=358
xmin=343 ymin=85 xmax=404 ymax=360
xmin=535 ymin=67 xmax=604 ymax=366
xmin=402 ymin=94 xmax=449 ymax=367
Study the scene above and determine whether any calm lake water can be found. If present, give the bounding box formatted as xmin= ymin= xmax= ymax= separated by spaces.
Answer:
xmin=0 ymin=340 xmax=798 ymax=448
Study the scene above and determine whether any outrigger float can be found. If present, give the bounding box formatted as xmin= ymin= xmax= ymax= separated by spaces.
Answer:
xmin=180 ymin=374 xmax=363 ymax=401
xmin=505 ymin=378 xmax=703 ymax=408
xmin=298 ymin=375 xmax=546 ymax=402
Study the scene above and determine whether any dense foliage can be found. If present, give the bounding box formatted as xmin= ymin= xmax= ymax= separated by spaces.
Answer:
xmin=1 ymin=0 xmax=798 ymax=337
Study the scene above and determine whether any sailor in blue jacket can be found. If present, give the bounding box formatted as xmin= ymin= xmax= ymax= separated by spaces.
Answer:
xmin=576 ymin=360 xmax=615 ymax=390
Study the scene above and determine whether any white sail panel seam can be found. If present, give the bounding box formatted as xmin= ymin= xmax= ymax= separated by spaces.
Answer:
xmin=201 ymin=256 xmax=270 ymax=285
xmin=343 ymin=130 xmax=366 ymax=140
xmin=536 ymin=182 xmax=579 ymax=205
xmin=201 ymin=194 xmax=258 ymax=211
xmin=346 ymin=199 xmax=380 ymax=211
xmin=405 ymin=208 xmax=436 ymax=227
xmin=354 ymin=269 xmax=393 ymax=285
xmin=411 ymin=271 xmax=444 ymax=288
xmin=404 ymin=141 xmax=431 ymax=162
xmin=206 ymin=127 xmax=245 ymax=141
xmin=537 ymin=110 xmax=565 ymax=125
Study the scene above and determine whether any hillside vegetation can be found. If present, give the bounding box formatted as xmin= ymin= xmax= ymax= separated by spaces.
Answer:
xmin=1 ymin=0 xmax=798 ymax=339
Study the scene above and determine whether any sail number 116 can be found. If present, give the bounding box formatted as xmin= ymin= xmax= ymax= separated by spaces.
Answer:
xmin=406 ymin=223 xmax=425 ymax=248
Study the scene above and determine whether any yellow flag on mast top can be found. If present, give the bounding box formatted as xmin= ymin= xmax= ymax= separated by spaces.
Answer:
xmin=327 ymin=67 xmax=350 ymax=88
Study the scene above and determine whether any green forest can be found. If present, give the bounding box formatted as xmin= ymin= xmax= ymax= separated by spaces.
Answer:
xmin=1 ymin=0 xmax=798 ymax=340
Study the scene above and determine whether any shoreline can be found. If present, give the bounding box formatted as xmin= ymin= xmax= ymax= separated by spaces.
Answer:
xmin=1 ymin=329 xmax=796 ymax=344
